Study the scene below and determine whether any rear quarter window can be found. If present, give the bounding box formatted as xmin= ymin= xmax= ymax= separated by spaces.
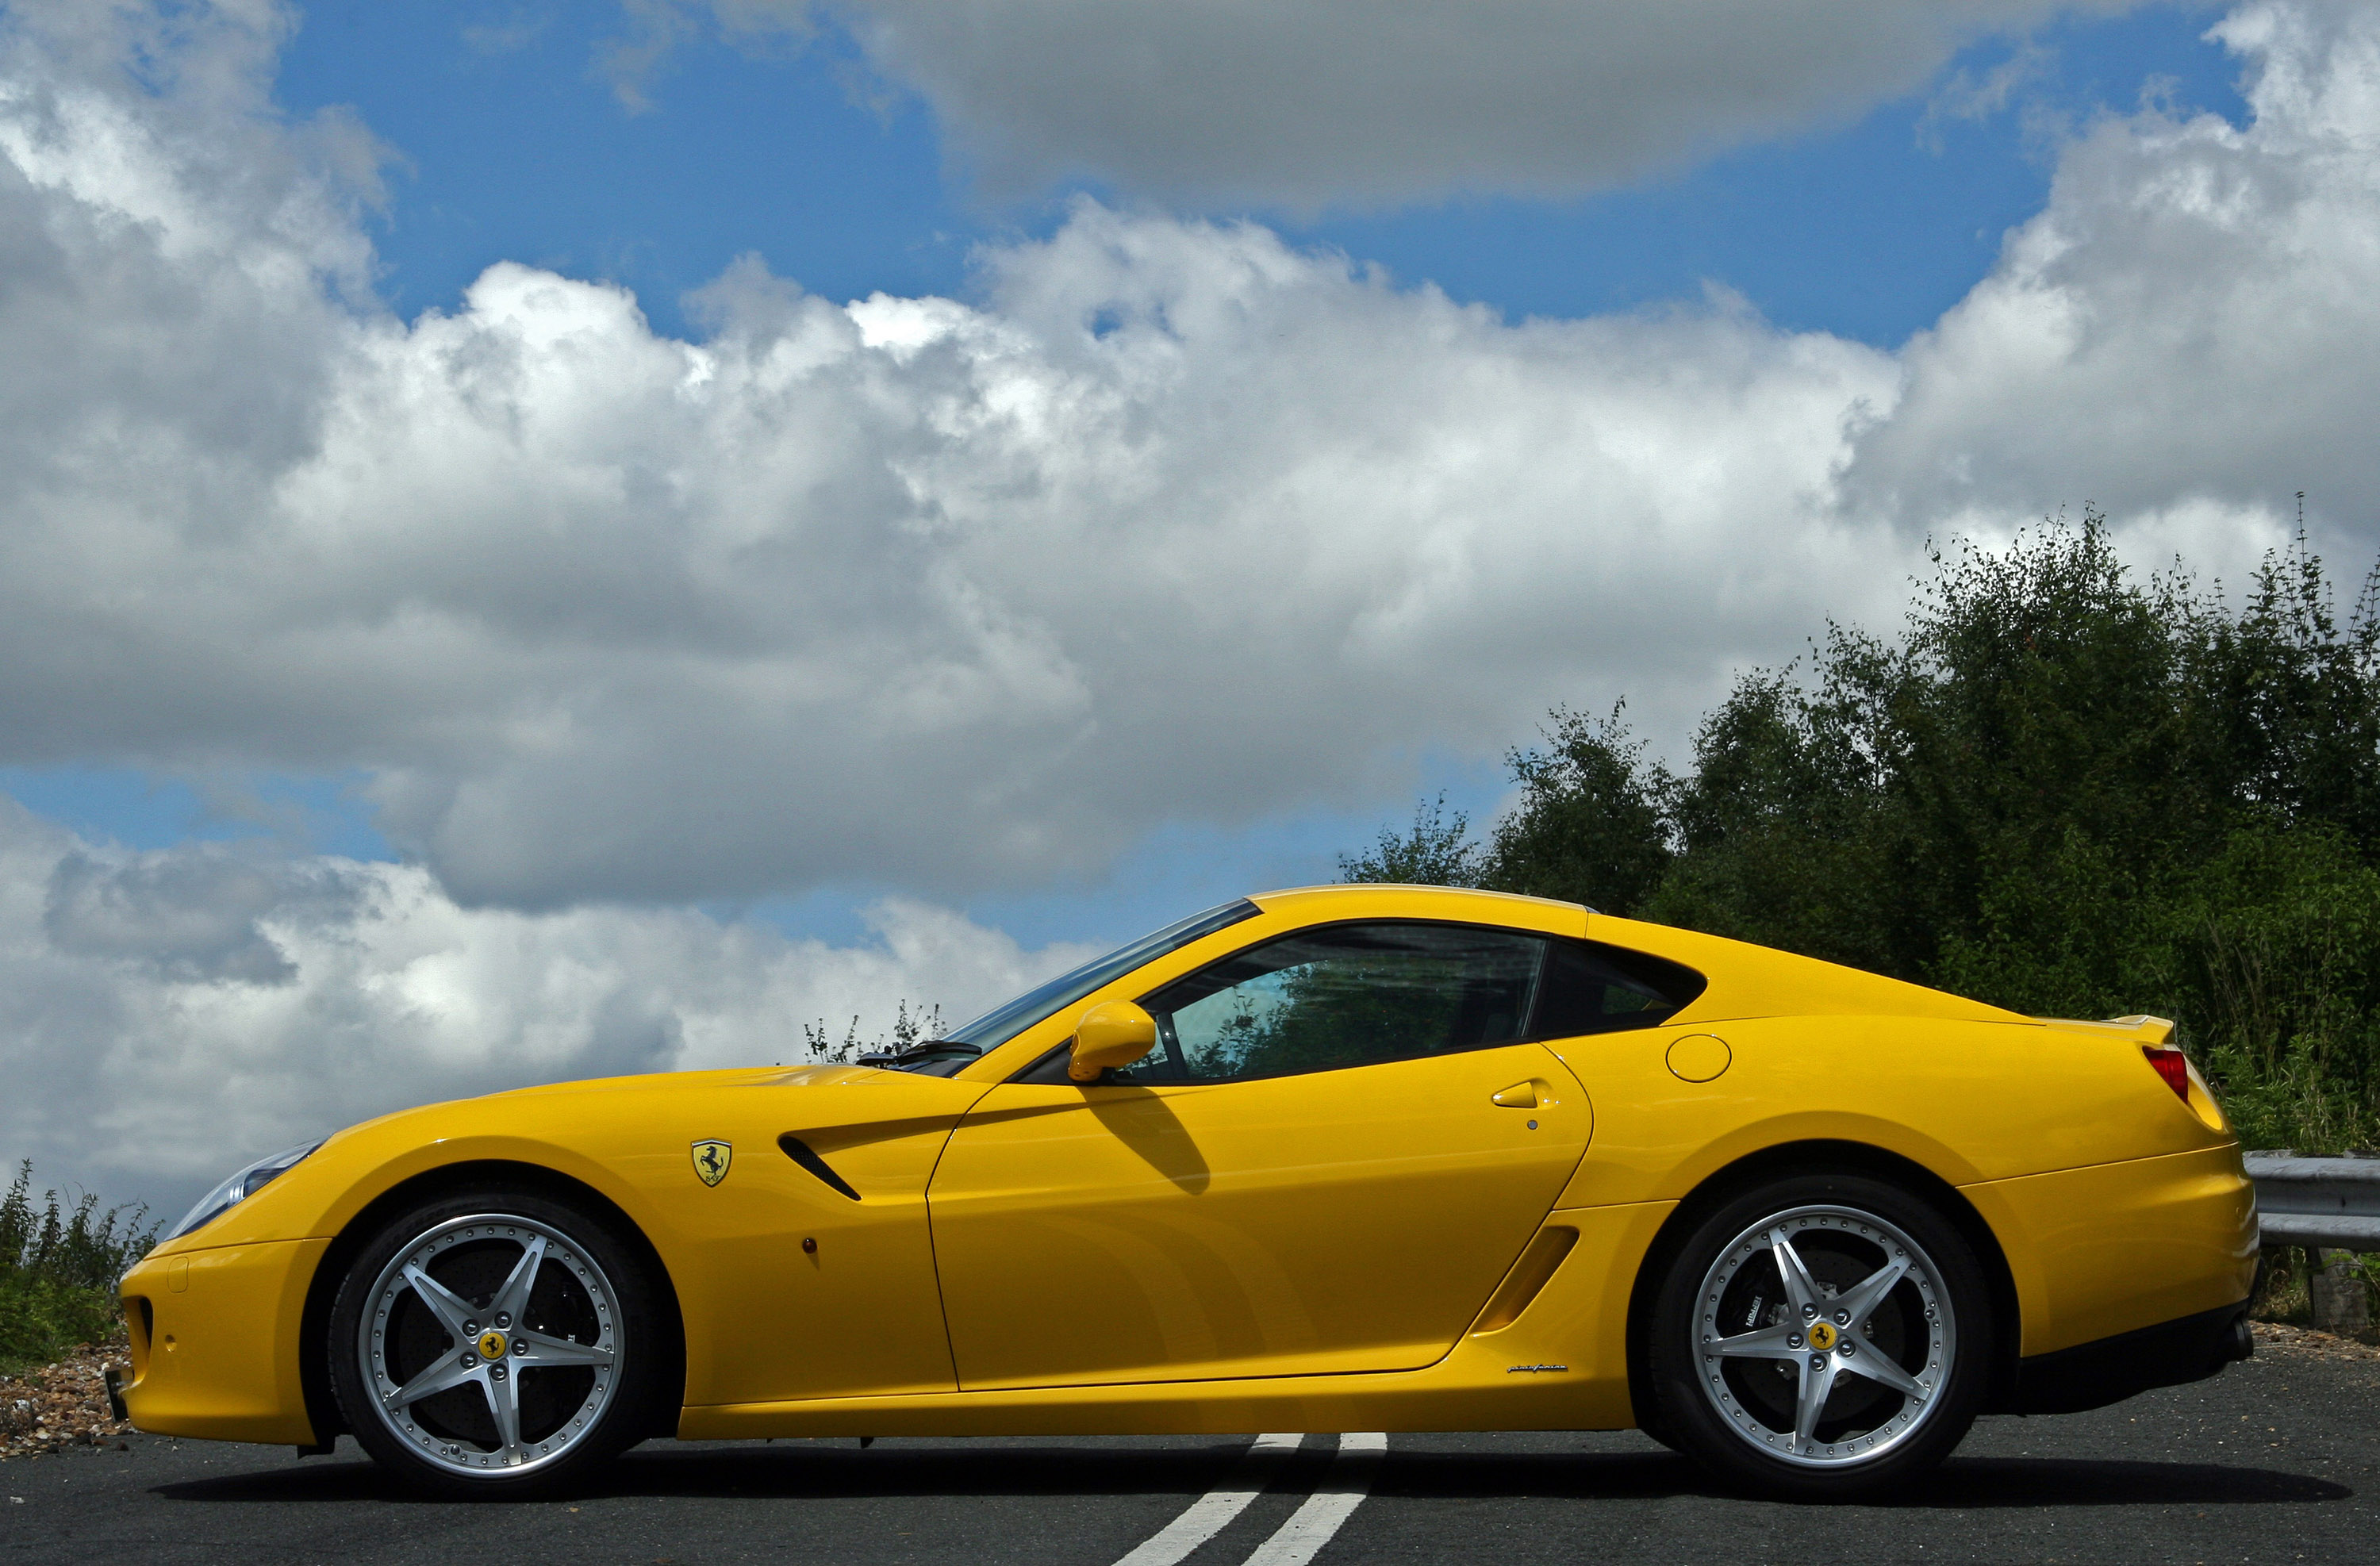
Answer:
xmin=1529 ymin=938 xmax=1705 ymax=1038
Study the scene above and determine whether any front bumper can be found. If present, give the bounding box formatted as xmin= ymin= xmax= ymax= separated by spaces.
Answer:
xmin=117 ymin=1238 xmax=328 ymax=1445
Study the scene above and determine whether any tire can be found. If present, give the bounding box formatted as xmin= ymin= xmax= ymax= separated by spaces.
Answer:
xmin=328 ymin=1189 xmax=663 ymax=1498
xmin=1644 ymin=1170 xmax=1992 ymax=1501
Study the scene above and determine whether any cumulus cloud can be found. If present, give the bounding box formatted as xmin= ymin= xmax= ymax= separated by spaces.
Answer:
xmin=1846 ymin=0 xmax=2380 ymax=551
xmin=0 ymin=2 xmax=2377 ymax=978
xmin=0 ymin=798 xmax=1090 ymax=1211
xmin=720 ymin=1 xmax=2140 ymax=209
xmin=0 ymin=0 xmax=1912 ymax=909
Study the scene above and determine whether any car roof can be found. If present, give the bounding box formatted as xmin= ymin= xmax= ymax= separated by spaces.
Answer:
xmin=1249 ymin=883 xmax=1587 ymax=919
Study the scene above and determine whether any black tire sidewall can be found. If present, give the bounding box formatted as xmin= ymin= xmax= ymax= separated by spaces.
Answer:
xmin=1647 ymin=1170 xmax=1992 ymax=1500
xmin=328 ymin=1188 xmax=661 ymax=1498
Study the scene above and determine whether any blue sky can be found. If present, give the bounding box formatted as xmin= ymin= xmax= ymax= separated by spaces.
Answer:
xmin=272 ymin=3 xmax=2245 ymax=349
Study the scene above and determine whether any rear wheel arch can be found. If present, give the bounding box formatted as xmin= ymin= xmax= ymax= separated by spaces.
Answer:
xmin=298 ymin=1160 xmax=686 ymax=1445
xmin=1622 ymin=1139 xmax=2023 ymax=1437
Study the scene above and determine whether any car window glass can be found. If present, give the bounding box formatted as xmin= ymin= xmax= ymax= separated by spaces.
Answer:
xmin=1530 ymin=938 xmax=1705 ymax=1038
xmin=938 ymin=898 xmax=1261 ymax=1055
xmin=1129 ymin=923 xmax=1547 ymax=1083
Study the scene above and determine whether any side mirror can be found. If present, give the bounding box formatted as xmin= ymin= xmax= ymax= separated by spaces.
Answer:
xmin=1069 ymin=1000 xmax=1157 ymax=1082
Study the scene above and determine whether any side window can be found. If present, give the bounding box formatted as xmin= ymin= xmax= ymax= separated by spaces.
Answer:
xmin=1129 ymin=923 xmax=1548 ymax=1084
xmin=1530 ymin=938 xmax=1705 ymax=1038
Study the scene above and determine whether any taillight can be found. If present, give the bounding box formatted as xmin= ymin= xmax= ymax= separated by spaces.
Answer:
xmin=2143 ymin=1046 xmax=2190 ymax=1102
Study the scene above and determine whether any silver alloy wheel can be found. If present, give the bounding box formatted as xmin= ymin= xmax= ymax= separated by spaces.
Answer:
xmin=357 ymin=1213 xmax=622 ymax=1477
xmin=1692 ymin=1203 xmax=1955 ymax=1468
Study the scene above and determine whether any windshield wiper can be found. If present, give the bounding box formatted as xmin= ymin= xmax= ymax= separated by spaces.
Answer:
xmin=854 ymin=1039 xmax=983 ymax=1071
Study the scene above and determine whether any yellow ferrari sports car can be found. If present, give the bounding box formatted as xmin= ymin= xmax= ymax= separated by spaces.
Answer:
xmin=113 ymin=885 xmax=2256 ymax=1500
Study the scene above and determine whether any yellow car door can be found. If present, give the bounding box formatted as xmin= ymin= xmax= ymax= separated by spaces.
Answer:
xmin=927 ymin=920 xmax=1598 ymax=1390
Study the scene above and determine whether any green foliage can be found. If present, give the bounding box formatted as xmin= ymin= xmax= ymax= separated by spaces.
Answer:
xmin=1346 ymin=511 xmax=2380 ymax=1152
xmin=1486 ymin=708 xmax=1673 ymax=916
xmin=1337 ymin=793 xmax=1484 ymax=888
xmin=0 ymin=1161 xmax=157 ymax=1371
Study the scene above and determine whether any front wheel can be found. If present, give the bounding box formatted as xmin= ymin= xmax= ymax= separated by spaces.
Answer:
xmin=328 ymin=1190 xmax=662 ymax=1497
xmin=1645 ymin=1172 xmax=1993 ymax=1500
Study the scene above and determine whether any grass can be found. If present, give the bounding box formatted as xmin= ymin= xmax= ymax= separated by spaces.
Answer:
xmin=0 ymin=1163 xmax=157 ymax=1376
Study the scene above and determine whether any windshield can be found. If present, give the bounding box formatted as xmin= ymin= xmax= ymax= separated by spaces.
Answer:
xmin=937 ymin=899 xmax=1263 ymax=1055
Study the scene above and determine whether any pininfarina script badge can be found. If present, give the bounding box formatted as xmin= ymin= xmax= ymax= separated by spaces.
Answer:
xmin=1506 ymin=1363 xmax=1569 ymax=1373
xmin=691 ymin=1139 xmax=732 ymax=1187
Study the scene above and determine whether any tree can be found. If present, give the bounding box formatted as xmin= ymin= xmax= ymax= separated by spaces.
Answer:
xmin=1344 ymin=511 xmax=2380 ymax=1150
xmin=1484 ymin=705 xmax=1672 ymax=916
xmin=1337 ymin=793 xmax=1482 ymax=887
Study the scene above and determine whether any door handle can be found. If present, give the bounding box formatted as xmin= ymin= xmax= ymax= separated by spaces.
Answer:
xmin=1491 ymin=1080 xmax=1540 ymax=1109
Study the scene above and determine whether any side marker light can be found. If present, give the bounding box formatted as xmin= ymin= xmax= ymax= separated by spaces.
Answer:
xmin=2143 ymin=1046 xmax=2190 ymax=1102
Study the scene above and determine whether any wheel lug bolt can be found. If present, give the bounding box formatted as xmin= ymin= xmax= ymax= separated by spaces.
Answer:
xmin=1802 ymin=1304 xmax=1817 ymax=1318
xmin=1834 ymin=1311 xmax=1849 ymax=1325
xmin=1809 ymin=1355 xmax=1825 ymax=1370
xmin=1789 ymin=1334 xmax=1803 ymax=1348
xmin=492 ymin=1364 xmax=508 ymax=1382
xmin=495 ymin=1314 xmax=511 ymax=1329
xmin=463 ymin=1322 xmax=479 ymax=1336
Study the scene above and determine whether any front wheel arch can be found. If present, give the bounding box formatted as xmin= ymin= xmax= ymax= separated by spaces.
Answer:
xmin=1622 ymin=1140 xmax=2022 ymax=1442
xmin=298 ymin=1161 xmax=686 ymax=1447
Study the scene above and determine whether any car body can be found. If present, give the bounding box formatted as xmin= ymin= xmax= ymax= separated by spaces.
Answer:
xmin=116 ymin=884 xmax=2257 ymax=1498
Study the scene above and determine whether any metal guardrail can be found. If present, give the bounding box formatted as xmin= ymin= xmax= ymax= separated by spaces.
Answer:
xmin=2246 ymin=1152 xmax=2380 ymax=1250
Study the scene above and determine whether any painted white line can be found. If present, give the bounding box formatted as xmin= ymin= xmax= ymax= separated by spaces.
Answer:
xmin=1111 ymin=1432 xmax=1304 ymax=1566
xmin=1238 ymin=1432 xmax=1387 ymax=1566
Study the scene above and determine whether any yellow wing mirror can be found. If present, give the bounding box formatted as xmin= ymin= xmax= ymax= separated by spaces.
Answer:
xmin=1069 ymin=1000 xmax=1157 ymax=1082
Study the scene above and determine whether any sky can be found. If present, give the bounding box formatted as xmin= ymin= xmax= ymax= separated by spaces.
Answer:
xmin=2 ymin=0 xmax=2373 ymax=1217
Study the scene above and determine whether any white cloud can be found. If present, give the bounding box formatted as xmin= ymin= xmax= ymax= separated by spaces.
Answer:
xmin=0 ymin=797 xmax=1090 ymax=1211
xmin=1846 ymin=0 xmax=2380 ymax=552
xmin=0 ymin=0 xmax=1912 ymax=908
xmin=745 ymin=1 xmax=2140 ymax=209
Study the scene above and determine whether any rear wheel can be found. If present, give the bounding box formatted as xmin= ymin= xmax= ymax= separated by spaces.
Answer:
xmin=328 ymin=1190 xmax=662 ymax=1497
xmin=1645 ymin=1171 xmax=1991 ymax=1500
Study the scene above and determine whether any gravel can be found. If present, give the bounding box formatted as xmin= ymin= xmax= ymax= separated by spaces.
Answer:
xmin=0 ymin=1334 xmax=132 ymax=1463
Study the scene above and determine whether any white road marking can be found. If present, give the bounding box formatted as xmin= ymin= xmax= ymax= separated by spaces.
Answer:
xmin=1238 ymin=1432 xmax=1387 ymax=1566
xmin=1111 ymin=1432 xmax=1304 ymax=1566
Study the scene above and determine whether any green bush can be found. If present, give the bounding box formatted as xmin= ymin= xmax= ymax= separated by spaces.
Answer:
xmin=1342 ymin=512 xmax=2380 ymax=1153
xmin=0 ymin=1161 xmax=158 ymax=1372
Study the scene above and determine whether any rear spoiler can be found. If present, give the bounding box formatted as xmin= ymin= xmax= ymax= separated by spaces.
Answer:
xmin=2036 ymin=1013 xmax=2177 ymax=1047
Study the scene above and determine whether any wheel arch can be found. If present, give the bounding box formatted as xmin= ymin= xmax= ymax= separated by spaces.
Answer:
xmin=298 ymin=1159 xmax=689 ymax=1445
xmin=1621 ymin=1138 xmax=2022 ymax=1435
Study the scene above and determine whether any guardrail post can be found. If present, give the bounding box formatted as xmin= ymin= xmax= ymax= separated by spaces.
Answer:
xmin=2310 ymin=1250 xmax=2372 ymax=1333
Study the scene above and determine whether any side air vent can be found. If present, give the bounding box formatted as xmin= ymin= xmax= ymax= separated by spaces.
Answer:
xmin=1471 ymin=1224 xmax=1580 ymax=1334
xmin=778 ymin=1134 xmax=862 ymax=1200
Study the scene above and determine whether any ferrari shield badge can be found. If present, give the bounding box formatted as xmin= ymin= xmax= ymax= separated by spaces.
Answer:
xmin=691 ymin=1139 xmax=732 ymax=1187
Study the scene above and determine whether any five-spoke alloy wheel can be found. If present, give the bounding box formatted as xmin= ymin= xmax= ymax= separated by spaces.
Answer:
xmin=1647 ymin=1171 xmax=1992 ymax=1499
xmin=330 ymin=1191 xmax=662 ymax=1496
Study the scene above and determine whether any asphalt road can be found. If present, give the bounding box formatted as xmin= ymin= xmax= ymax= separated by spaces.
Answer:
xmin=6 ymin=1337 xmax=2374 ymax=1565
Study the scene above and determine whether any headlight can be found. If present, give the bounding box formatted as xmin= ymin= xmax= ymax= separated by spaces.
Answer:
xmin=164 ymin=1138 xmax=324 ymax=1242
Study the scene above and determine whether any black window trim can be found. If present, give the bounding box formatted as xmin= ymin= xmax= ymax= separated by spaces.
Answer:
xmin=1004 ymin=916 xmax=1706 ymax=1086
